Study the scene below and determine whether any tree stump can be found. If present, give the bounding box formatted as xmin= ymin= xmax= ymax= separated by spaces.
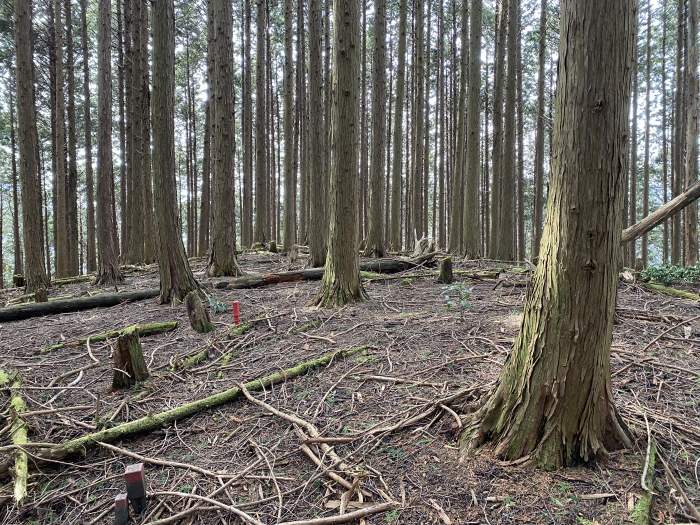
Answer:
xmin=438 ymin=257 xmax=453 ymax=284
xmin=184 ymin=291 xmax=214 ymax=333
xmin=268 ymin=240 xmax=278 ymax=253
xmin=12 ymin=275 xmax=25 ymax=288
xmin=112 ymin=327 xmax=149 ymax=389
xmin=34 ymin=287 xmax=48 ymax=303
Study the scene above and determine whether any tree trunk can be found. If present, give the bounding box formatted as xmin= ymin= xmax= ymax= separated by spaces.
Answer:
xmin=8 ymin=88 xmax=23 ymax=277
xmin=364 ymin=0 xmax=387 ymax=257
xmin=65 ymin=0 xmax=79 ymax=276
xmin=662 ymin=0 xmax=669 ymax=263
xmin=390 ymin=0 xmax=407 ymax=252
xmin=241 ymin=0 xmax=253 ymax=247
xmin=283 ymin=0 xmax=296 ymax=251
xmin=152 ymin=0 xmax=199 ymax=304
xmin=672 ymin=0 xmax=684 ymax=264
xmin=254 ymin=0 xmax=269 ymax=244
xmin=628 ymin=11 xmax=638 ymax=267
xmin=532 ymin=0 xmax=547 ymax=258
xmin=462 ymin=0 xmax=634 ymax=469
xmin=412 ymin=0 xmax=425 ymax=244
xmin=312 ymin=0 xmax=367 ymax=308
xmin=14 ymin=0 xmax=49 ymax=293
xmin=95 ymin=0 xmax=122 ymax=286
xmin=642 ymin=0 xmax=651 ymax=267
xmin=141 ymin=2 xmax=155 ymax=264
xmin=515 ymin=5 xmax=525 ymax=261
xmin=462 ymin=0 xmax=482 ymax=258
xmin=296 ymin=0 xmax=307 ymax=245
xmin=207 ymin=0 xmax=242 ymax=277
xmin=116 ymin=0 xmax=126 ymax=257
xmin=53 ymin=0 xmax=69 ymax=278
xmin=198 ymin=101 xmax=212 ymax=257
xmin=308 ymin=0 xmax=326 ymax=267
xmin=685 ymin=0 xmax=699 ymax=266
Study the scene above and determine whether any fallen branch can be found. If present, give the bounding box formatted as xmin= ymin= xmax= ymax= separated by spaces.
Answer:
xmin=40 ymin=321 xmax=178 ymax=354
xmin=214 ymin=254 xmax=437 ymax=290
xmin=0 ymin=289 xmax=160 ymax=323
xmin=0 ymin=371 xmax=28 ymax=503
xmin=279 ymin=502 xmax=397 ymax=525
xmin=0 ymin=347 xmax=368 ymax=477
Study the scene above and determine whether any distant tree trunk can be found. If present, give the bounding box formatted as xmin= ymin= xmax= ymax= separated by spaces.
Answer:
xmin=515 ymin=5 xmax=525 ymax=261
xmin=364 ymin=0 xmax=387 ymax=257
xmin=282 ymin=0 xmax=296 ymax=251
xmin=628 ymin=10 xmax=639 ymax=267
xmin=241 ymin=0 xmax=253 ymax=247
xmin=672 ymin=0 xmax=685 ymax=264
xmin=437 ymin=1 xmax=446 ymax=250
xmin=14 ymin=0 xmax=49 ymax=293
xmin=448 ymin=0 xmax=467 ymax=253
xmin=152 ymin=0 xmax=199 ymax=304
xmin=95 ymin=0 xmax=122 ymax=285
xmin=463 ymin=0 xmax=634 ymax=469
xmin=390 ymin=0 xmax=408 ymax=251
xmin=254 ymin=0 xmax=268 ymax=244
xmin=312 ymin=0 xmax=367 ymax=307
xmin=463 ymin=0 xmax=482 ymax=258
xmin=412 ymin=0 xmax=425 ymax=244
xmin=141 ymin=2 xmax=155 ymax=264
xmin=662 ymin=0 xmax=670 ymax=263
xmin=116 ymin=0 xmax=126 ymax=256
xmin=296 ymin=0 xmax=308 ymax=245
xmin=496 ymin=0 xmax=517 ymax=260
xmin=685 ymin=0 xmax=699 ymax=266
xmin=198 ymin=101 xmax=212 ymax=256
xmin=53 ymin=0 xmax=69 ymax=277
xmin=532 ymin=0 xmax=547 ymax=258
xmin=65 ymin=0 xmax=79 ymax=275
xmin=489 ymin=3 xmax=507 ymax=256
xmin=641 ymin=0 xmax=651 ymax=267
xmin=483 ymin=60 xmax=490 ymax=253
xmin=79 ymin=0 xmax=96 ymax=273
xmin=8 ymin=87 xmax=23 ymax=277
xmin=207 ymin=0 xmax=242 ymax=277
xmin=358 ymin=0 xmax=368 ymax=242
xmin=308 ymin=0 xmax=326 ymax=266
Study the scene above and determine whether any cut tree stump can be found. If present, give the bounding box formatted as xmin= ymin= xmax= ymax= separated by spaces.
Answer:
xmin=184 ymin=291 xmax=214 ymax=333
xmin=112 ymin=327 xmax=150 ymax=389
xmin=34 ymin=287 xmax=48 ymax=303
xmin=438 ymin=257 xmax=453 ymax=284
xmin=0 ymin=289 xmax=160 ymax=323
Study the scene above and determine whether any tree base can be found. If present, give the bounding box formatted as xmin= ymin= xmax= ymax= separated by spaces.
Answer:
xmin=459 ymin=385 xmax=632 ymax=470
xmin=311 ymin=279 xmax=368 ymax=308
xmin=206 ymin=260 xmax=244 ymax=278
xmin=95 ymin=264 xmax=123 ymax=286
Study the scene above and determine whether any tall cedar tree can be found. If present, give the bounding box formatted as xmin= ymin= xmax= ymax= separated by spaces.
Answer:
xmin=14 ymin=0 xmax=49 ymax=292
xmin=283 ymin=0 xmax=296 ymax=250
xmin=685 ymin=0 xmax=699 ymax=265
xmin=80 ymin=0 xmax=96 ymax=272
xmin=8 ymin=87 xmax=23 ymax=277
xmin=152 ymin=0 xmax=199 ymax=303
xmin=462 ymin=0 xmax=635 ymax=469
xmin=207 ymin=0 xmax=243 ymax=276
xmin=95 ymin=0 xmax=122 ymax=285
xmin=65 ymin=0 xmax=79 ymax=275
xmin=312 ymin=0 xmax=367 ymax=307
xmin=254 ymin=0 xmax=269 ymax=244
xmin=532 ymin=0 xmax=547 ymax=257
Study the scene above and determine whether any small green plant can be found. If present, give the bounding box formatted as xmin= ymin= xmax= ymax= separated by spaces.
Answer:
xmin=641 ymin=263 xmax=700 ymax=286
xmin=441 ymin=283 xmax=472 ymax=317
xmin=384 ymin=509 xmax=400 ymax=523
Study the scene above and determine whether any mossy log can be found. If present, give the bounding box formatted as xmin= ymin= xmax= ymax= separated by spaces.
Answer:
xmin=184 ymin=291 xmax=214 ymax=333
xmin=438 ymin=257 xmax=454 ymax=284
xmin=112 ymin=328 xmax=150 ymax=389
xmin=0 ymin=371 xmax=28 ymax=503
xmin=40 ymin=321 xmax=178 ymax=354
xmin=213 ymin=253 xmax=437 ymax=290
xmin=641 ymin=282 xmax=700 ymax=301
xmin=0 ymin=289 xmax=160 ymax=322
xmin=0 ymin=347 xmax=368 ymax=477
xmin=172 ymin=349 xmax=210 ymax=371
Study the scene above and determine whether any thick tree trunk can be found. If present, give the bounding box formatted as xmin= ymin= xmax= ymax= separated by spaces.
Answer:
xmin=80 ymin=0 xmax=96 ymax=273
xmin=95 ymin=0 xmax=122 ymax=286
xmin=14 ymin=0 xmax=49 ymax=293
xmin=65 ymin=0 xmax=79 ymax=276
xmin=390 ymin=0 xmax=407 ymax=252
xmin=312 ymin=0 xmax=367 ymax=308
xmin=462 ymin=0 xmax=482 ymax=258
xmin=364 ymin=0 xmax=387 ymax=258
xmin=53 ymin=0 xmax=69 ymax=278
xmin=462 ymin=0 xmax=634 ymax=469
xmin=241 ymin=0 xmax=253 ymax=248
xmin=411 ymin=0 xmax=425 ymax=244
xmin=152 ymin=0 xmax=199 ymax=304
xmin=207 ymin=0 xmax=242 ymax=277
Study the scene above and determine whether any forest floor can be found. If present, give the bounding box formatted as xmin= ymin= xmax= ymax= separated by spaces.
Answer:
xmin=0 ymin=252 xmax=698 ymax=525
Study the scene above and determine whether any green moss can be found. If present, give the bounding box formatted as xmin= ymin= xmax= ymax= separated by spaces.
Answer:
xmin=291 ymin=319 xmax=322 ymax=334
xmin=641 ymin=282 xmax=699 ymax=301
xmin=172 ymin=349 xmax=209 ymax=371
xmin=630 ymin=443 xmax=656 ymax=525
xmin=360 ymin=271 xmax=384 ymax=279
xmin=228 ymin=322 xmax=253 ymax=337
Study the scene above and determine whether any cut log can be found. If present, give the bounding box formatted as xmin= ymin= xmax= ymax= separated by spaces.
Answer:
xmin=622 ymin=180 xmax=700 ymax=243
xmin=0 ymin=289 xmax=160 ymax=323
xmin=40 ymin=321 xmax=178 ymax=354
xmin=184 ymin=291 xmax=214 ymax=333
xmin=437 ymin=257 xmax=454 ymax=284
xmin=214 ymin=253 xmax=437 ymax=290
xmin=0 ymin=371 xmax=28 ymax=503
xmin=112 ymin=327 xmax=150 ymax=389
xmin=0 ymin=347 xmax=368 ymax=476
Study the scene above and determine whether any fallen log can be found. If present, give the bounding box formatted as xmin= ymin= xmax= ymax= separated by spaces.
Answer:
xmin=622 ymin=180 xmax=700 ymax=243
xmin=40 ymin=321 xmax=178 ymax=354
xmin=214 ymin=253 xmax=437 ymax=289
xmin=0 ymin=346 xmax=368 ymax=477
xmin=0 ymin=371 xmax=28 ymax=503
xmin=641 ymin=282 xmax=699 ymax=301
xmin=0 ymin=289 xmax=160 ymax=323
